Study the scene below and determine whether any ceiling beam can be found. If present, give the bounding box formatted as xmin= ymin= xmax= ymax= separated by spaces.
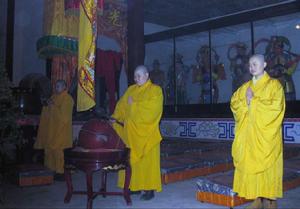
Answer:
xmin=145 ymin=0 xmax=300 ymax=43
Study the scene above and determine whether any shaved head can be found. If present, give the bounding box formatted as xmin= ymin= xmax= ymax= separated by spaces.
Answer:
xmin=249 ymin=54 xmax=266 ymax=78
xmin=249 ymin=54 xmax=265 ymax=63
xmin=56 ymin=79 xmax=67 ymax=88
xmin=134 ymin=65 xmax=149 ymax=75
xmin=134 ymin=65 xmax=149 ymax=86
xmin=55 ymin=79 xmax=67 ymax=94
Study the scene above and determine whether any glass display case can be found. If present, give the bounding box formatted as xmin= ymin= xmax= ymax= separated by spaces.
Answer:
xmin=145 ymin=3 xmax=300 ymax=117
xmin=254 ymin=13 xmax=300 ymax=101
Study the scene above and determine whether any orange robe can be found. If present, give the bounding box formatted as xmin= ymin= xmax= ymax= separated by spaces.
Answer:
xmin=34 ymin=90 xmax=74 ymax=173
xmin=231 ymin=72 xmax=285 ymax=199
xmin=112 ymin=80 xmax=163 ymax=191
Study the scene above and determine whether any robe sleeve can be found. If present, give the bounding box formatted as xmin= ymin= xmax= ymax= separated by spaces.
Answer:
xmin=111 ymin=89 xmax=128 ymax=123
xmin=126 ymin=86 xmax=163 ymax=163
xmin=35 ymin=93 xmax=74 ymax=150
xmin=129 ymin=86 xmax=163 ymax=126
xmin=111 ymin=89 xmax=130 ymax=146
xmin=52 ymin=95 xmax=74 ymax=125
xmin=245 ymin=80 xmax=285 ymax=173
xmin=249 ymin=80 xmax=285 ymax=142
xmin=250 ymin=80 xmax=285 ymax=137
xmin=230 ymin=85 xmax=249 ymax=125
xmin=51 ymin=95 xmax=74 ymax=147
xmin=34 ymin=106 xmax=50 ymax=149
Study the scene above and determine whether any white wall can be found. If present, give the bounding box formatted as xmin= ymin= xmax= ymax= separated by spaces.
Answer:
xmin=13 ymin=0 xmax=45 ymax=85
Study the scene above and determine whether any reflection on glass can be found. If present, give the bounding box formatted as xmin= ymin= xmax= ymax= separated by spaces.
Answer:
xmin=149 ymin=59 xmax=165 ymax=88
xmin=145 ymin=12 xmax=300 ymax=105
xmin=175 ymin=33 xmax=209 ymax=104
xmin=228 ymin=42 xmax=251 ymax=93
xmin=212 ymin=23 xmax=252 ymax=103
xmin=145 ymin=40 xmax=173 ymax=104
xmin=192 ymin=45 xmax=226 ymax=104
xmin=265 ymin=36 xmax=297 ymax=100
xmin=254 ymin=12 xmax=300 ymax=101
xmin=166 ymin=53 xmax=189 ymax=105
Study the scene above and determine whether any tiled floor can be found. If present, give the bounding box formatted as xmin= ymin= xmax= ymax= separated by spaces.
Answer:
xmin=2 ymin=171 xmax=300 ymax=209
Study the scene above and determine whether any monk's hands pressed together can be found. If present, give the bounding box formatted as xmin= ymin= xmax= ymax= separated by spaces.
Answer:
xmin=128 ymin=96 xmax=133 ymax=105
xmin=246 ymin=87 xmax=254 ymax=105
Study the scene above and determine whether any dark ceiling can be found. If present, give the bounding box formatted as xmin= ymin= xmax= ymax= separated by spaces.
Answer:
xmin=144 ymin=0 xmax=293 ymax=27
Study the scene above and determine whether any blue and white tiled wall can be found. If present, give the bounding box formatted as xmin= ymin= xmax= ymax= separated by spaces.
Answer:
xmin=160 ymin=118 xmax=300 ymax=143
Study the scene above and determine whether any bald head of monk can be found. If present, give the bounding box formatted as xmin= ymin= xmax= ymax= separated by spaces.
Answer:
xmin=249 ymin=54 xmax=267 ymax=79
xmin=134 ymin=65 xmax=149 ymax=86
xmin=55 ymin=80 xmax=67 ymax=94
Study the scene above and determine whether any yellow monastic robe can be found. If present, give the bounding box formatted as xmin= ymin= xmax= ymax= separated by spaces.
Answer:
xmin=112 ymin=80 xmax=163 ymax=192
xmin=231 ymin=72 xmax=285 ymax=199
xmin=34 ymin=90 xmax=74 ymax=173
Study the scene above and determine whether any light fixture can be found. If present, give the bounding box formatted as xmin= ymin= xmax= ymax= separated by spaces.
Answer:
xmin=295 ymin=24 xmax=300 ymax=29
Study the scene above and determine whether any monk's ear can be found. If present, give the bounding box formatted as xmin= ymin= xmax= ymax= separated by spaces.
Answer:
xmin=263 ymin=61 xmax=267 ymax=69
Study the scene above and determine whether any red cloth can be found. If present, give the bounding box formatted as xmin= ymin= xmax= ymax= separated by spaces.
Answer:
xmin=95 ymin=49 xmax=123 ymax=113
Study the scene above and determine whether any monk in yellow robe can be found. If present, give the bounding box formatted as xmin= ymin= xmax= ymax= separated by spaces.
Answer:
xmin=34 ymin=80 xmax=74 ymax=181
xmin=110 ymin=65 xmax=163 ymax=200
xmin=231 ymin=54 xmax=285 ymax=209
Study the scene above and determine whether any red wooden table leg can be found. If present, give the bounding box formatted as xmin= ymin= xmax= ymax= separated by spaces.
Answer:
xmin=64 ymin=167 xmax=73 ymax=203
xmin=100 ymin=170 xmax=107 ymax=197
xmin=86 ymin=171 xmax=94 ymax=209
xmin=123 ymin=166 xmax=132 ymax=205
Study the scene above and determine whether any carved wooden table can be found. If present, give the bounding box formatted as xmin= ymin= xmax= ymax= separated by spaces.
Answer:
xmin=64 ymin=147 xmax=131 ymax=209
